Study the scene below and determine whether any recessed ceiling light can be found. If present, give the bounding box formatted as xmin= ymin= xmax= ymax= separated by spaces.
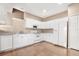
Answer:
xmin=43 ymin=9 xmax=47 ymax=13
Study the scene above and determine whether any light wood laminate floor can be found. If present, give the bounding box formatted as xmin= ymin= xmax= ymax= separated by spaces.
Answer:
xmin=0 ymin=41 xmax=79 ymax=56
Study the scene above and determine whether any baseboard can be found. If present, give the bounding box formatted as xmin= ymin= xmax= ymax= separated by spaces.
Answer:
xmin=43 ymin=40 xmax=67 ymax=48
xmin=70 ymin=48 xmax=79 ymax=51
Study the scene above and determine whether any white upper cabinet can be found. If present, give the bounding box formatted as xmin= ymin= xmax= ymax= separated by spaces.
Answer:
xmin=25 ymin=18 xmax=50 ymax=29
xmin=40 ymin=21 xmax=49 ymax=29
xmin=25 ymin=18 xmax=41 ymax=28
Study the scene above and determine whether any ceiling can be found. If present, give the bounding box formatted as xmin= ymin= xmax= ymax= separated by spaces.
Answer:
xmin=1 ymin=3 xmax=70 ymax=18
xmin=13 ymin=3 xmax=70 ymax=18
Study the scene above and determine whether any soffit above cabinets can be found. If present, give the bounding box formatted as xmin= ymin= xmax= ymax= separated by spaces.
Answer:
xmin=12 ymin=8 xmax=24 ymax=19
xmin=13 ymin=3 xmax=70 ymax=18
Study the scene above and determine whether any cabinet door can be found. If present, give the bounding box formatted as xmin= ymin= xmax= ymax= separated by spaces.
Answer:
xmin=58 ymin=20 xmax=67 ymax=47
xmin=44 ymin=33 xmax=54 ymax=43
xmin=42 ymin=33 xmax=49 ymax=41
xmin=13 ymin=34 xmax=38 ymax=49
xmin=1 ymin=35 xmax=12 ymax=51
xmin=25 ymin=18 xmax=41 ymax=28
xmin=13 ymin=34 xmax=27 ymax=49
xmin=69 ymin=16 xmax=78 ymax=49
xmin=34 ymin=34 xmax=42 ymax=42
xmin=13 ymin=34 xmax=22 ymax=49
xmin=51 ymin=21 xmax=59 ymax=44
xmin=25 ymin=34 xmax=36 ymax=44
xmin=48 ymin=21 xmax=53 ymax=28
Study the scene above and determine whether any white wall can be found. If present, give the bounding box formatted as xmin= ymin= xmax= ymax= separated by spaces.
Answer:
xmin=0 ymin=4 xmax=13 ymax=25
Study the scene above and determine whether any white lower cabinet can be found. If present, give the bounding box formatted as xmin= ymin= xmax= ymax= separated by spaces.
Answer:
xmin=58 ymin=21 xmax=67 ymax=48
xmin=13 ymin=34 xmax=24 ymax=49
xmin=13 ymin=34 xmax=30 ymax=49
xmin=34 ymin=34 xmax=42 ymax=43
xmin=51 ymin=22 xmax=59 ymax=44
xmin=43 ymin=33 xmax=54 ymax=43
xmin=13 ymin=34 xmax=42 ymax=49
xmin=42 ymin=33 xmax=49 ymax=41
xmin=45 ymin=21 xmax=59 ymax=45
xmin=0 ymin=35 xmax=12 ymax=51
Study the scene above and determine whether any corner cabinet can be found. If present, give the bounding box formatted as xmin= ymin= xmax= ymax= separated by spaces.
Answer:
xmin=58 ymin=19 xmax=67 ymax=48
xmin=45 ymin=17 xmax=68 ymax=48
